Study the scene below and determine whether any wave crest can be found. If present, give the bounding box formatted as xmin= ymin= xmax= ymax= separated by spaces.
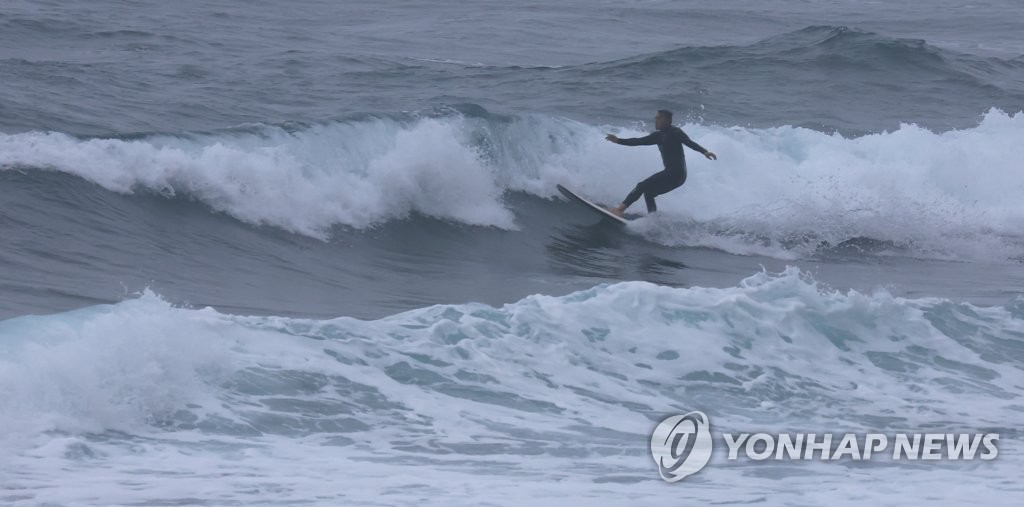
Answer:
xmin=2 ymin=107 xmax=1023 ymax=261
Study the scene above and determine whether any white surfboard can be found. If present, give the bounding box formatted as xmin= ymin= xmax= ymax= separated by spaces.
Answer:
xmin=557 ymin=184 xmax=629 ymax=225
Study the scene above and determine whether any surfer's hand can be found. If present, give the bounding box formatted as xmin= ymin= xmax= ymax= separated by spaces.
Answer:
xmin=704 ymin=151 xmax=717 ymax=160
xmin=605 ymin=134 xmax=620 ymax=144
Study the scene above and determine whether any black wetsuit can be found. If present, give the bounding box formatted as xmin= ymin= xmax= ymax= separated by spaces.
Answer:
xmin=617 ymin=125 xmax=708 ymax=212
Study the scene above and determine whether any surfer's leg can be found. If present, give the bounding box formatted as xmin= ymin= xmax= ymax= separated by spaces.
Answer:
xmin=644 ymin=193 xmax=657 ymax=213
xmin=617 ymin=172 xmax=659 ymax=213
xmin=621 ymin=184 xmax=644 ymax=211
xmin=630 ymin=171 xmax=683 ymax=213
xmin=613 ymin=170 xmax=685 ymax=215
xmin=641 ymin=170 xmax=686 ymax=213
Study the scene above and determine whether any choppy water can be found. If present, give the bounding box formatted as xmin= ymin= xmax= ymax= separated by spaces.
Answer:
xmin=2 ymin=1 xmax=1023 ymax=505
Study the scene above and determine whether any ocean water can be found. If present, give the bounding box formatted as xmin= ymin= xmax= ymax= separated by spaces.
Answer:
xmin=2 ymin=1 xmax=1023 ymax=505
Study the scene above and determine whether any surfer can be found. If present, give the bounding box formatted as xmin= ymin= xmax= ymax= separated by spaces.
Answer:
xmin=605 ymin=109 xmax=716 ymax=215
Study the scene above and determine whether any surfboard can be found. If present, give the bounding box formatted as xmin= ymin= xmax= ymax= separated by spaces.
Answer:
xmin=557 ymin=184 xmax=629 ymax=225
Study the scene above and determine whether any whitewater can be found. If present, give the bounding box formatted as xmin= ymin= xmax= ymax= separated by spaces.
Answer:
xmin=3 ymin=269 xmax=1023 ymax=505
xmin=3 ymin=108 xmax=1023 ymax=261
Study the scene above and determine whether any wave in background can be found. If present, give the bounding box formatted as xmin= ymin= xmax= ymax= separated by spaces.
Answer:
xmin=587 ymin=25 xmax=1024 ymax=89
xmin=3 ymin=24 xmax=1024 ymax=136
xmin=2 ymin=107 xmax=1023 ymax=261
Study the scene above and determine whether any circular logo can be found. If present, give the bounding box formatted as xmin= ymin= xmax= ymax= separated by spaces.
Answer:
xmin=650 ymin=411 xmax=713 ymax=482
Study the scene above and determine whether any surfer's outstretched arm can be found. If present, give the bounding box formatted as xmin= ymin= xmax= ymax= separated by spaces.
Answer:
xmin=681 ymin=131 xmax=718 ymax=160
xmin=605 ymin=133 xmax=657 ymax=146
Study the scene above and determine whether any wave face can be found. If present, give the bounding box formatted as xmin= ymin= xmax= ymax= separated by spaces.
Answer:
xmin=2 ymin=107 xmax=1023 ymax=261
xmin=2 ymin=269 xmax=1021 ymax=504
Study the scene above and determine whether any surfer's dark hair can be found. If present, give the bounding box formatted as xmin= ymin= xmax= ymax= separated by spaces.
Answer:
xmin=657 ymin=109 xmax=673 ymax=122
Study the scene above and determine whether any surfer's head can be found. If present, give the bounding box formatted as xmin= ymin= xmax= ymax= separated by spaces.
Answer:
xmin=655 ymin=109 xmax=673 ymax=129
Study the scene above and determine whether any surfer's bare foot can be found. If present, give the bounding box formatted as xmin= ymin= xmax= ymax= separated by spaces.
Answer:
xmin=607 ymin=204 xmax=626 ymax=217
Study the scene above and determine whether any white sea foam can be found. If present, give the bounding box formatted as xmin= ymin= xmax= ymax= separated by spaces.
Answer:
xmin=0 ymin=118 xmax=516 ymax=237
xmin=1 ymin=269 xmax=1021 ymax=505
